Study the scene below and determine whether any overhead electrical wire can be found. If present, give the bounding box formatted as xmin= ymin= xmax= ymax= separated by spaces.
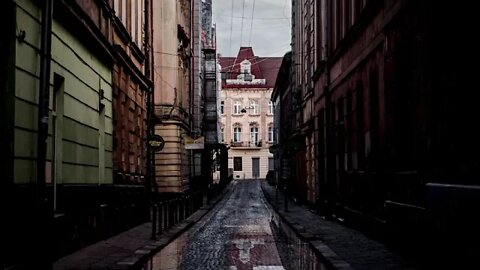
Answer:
xmin=248 ymin=0 xmax=256 ymax=46
xmin=240 ymin=0 xmax=246 ymax=46
xmin=229 ymin=0 xmax=234 ymax=53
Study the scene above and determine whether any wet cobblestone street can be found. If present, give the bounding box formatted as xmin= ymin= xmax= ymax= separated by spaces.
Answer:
xmin=145 ymin=180 xmax=320 ymax=270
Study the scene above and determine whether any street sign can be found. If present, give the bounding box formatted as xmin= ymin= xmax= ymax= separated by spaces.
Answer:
xmin=185 ymin=135 xmax=204 ymax=149
xmin=149 ymin=134 xmax=165 ymax=152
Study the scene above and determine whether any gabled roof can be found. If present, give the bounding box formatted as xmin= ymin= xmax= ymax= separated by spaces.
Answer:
xmin=219 ymin=47 xmax=282 ymax=89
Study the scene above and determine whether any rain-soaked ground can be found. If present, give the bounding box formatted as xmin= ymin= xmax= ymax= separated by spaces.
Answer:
xmin=143 ymin=180 xmax=327 ymax=270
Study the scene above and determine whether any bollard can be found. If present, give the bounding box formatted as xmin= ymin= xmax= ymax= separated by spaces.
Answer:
xmin=169 ymin=200 xmax=174 ymax=228
xmin=163 ymin=202 xmax=168 ymax=230
xmin=158 ymin=202 xmax=163 ymax=234
xmin=151 ymin=204 xmax=158 ymax=240
xmin=99 ymin=204 xmax=107 ymax=239
xmin=181 ymin=197 xmax=185 ymax=220
xmin=175 ymin=199 xmax=179 ymax=224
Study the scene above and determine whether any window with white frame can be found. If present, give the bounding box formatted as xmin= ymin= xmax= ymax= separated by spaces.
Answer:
xmin=250 ymin=124 xmax=259 ymax=145
xmin=121 ymin=0 xmax=126 ymax=24
xmin=113 ymin=0 xmax=144 ymax=48
xmin=241 ymin=60 xmax=251 ymax=74
xmin=233 ymin=126 xmax=242 ymax=142
xmin=220 ymin=100 xmax=225 ymax=114
xmin=268 ymin=125 xmax=274 ymax=142
xmin=233 ymin=100 xmax=242 ymax=115
xmin=250 ymin=100 xmax=259 ymax=115
xmin=268 ymin=101 xmax=274 ymax=114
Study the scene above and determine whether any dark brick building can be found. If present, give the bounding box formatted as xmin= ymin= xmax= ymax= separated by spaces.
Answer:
xmin=283 ymin=0 xmax=480 ymax=266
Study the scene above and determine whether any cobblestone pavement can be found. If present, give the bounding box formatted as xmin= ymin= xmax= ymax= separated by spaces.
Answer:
xmin=146 ymin=180 xmax=302 ymax=270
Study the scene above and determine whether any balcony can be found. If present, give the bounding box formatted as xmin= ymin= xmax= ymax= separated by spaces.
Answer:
xmin=230 ymin=140 xmax=263 ymax=148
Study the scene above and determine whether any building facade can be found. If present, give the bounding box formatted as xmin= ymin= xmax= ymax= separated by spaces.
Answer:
xmin=152 ymin=0 xmax=193 ymax=193
xmin=152 ymin=0 xmax=216 ymax=193
xmin=111 ymin=0 xmax=152 ymax=185
xmin=0 ymin=0 xmax=152 ymax=267
xmin=219 ymin=47 xmax=281 ymax=180
xmin=286 ymin=0 xmax=480 ymax=265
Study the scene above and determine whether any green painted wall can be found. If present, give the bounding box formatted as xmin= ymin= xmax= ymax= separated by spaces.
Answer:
xmin=14 ymin=0 xmax=113 ymax=184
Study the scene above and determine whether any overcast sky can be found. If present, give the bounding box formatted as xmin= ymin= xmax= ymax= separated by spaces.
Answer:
xmin=212 ymin=0 xmax=292 ymax=58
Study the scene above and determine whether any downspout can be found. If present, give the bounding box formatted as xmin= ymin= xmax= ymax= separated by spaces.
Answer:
xmin=189 ymin=0 xmax=195 ymax=178
xmin=145 ymin=0 xmax=156 ymax=197
xmin=36 ymin=0 xmax=53 ymax=208
xmin=35 ymin=0 xmax=53 ymax=267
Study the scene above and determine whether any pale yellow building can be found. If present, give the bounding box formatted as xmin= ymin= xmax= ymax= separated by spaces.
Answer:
xmin=219 ymin=47 xmax=282 ymax=180
xmin=152 ymin=0 xmax=192 ymax=192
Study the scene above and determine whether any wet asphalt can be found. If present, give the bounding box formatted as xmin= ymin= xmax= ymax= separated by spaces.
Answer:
xmin=147 ymin=180 xmax=288 ymax=270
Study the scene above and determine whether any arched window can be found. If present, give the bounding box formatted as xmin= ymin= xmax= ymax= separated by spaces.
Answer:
xmin=220 ymin=127 xmax=224 ymax=143
xmin=268 ymin=101 xmax=274 ymax=114
xmin=240 ymin=60 xmax=251 ymax=74
xmin=233 ymin=123 xmax=242 ymax=142
xmin=268 ymin=124 xmax=274 ymax=142
xmin=250 ymin=122 xmax=259 ymax=146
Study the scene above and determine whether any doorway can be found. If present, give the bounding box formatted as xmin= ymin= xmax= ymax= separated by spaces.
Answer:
xmin=252 ymin=157 xmax=260 ymax=179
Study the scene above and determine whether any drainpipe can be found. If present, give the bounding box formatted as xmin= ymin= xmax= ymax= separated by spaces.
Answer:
xmin=36 ymin=0 xmax=53 ymax=268
xmin=145 ymin=0 xmax=155 ymax=198
xmin=189 ymin=0 xmax=195 ymax=181
xmin=36 ymin=0 xmax=53 ymax=208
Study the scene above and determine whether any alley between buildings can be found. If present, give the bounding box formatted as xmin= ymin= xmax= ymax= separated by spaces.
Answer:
xmin=144 ymin=180 xmax=323 ymax=270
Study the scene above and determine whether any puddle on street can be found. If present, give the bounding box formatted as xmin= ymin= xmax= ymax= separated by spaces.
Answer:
xmin=142 ymin=181 xmax=329 ymax=270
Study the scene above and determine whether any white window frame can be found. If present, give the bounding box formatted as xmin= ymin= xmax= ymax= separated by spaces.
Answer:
xmin=233 ymin=126 xmax=242 ymax=142
xmin=250 ymin=100 xmax=259 ymax=115
xmin=268 ymin=126 xmax=274 ymax=142
xmin=250 ymin=126 xmax=259 ymax=145
xmin=121 ymin=0 xmax=127 ymax=24
xmin=268 ymin=101 xmax=274 ymax=114
xmin=233 ymin=100 xmax=242 ymax=115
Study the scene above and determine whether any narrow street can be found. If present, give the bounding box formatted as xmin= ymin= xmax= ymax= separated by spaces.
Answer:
xmin=144 ymin=180 xmax=323 ymax=270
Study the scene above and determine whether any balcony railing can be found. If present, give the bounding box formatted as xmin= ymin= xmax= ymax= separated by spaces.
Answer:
xmin=230 ymin=140 xmax=263 ymax=148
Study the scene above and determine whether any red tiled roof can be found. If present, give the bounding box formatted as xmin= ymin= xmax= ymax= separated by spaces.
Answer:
xmin=219 ymin=47 xmax=282 ymax=88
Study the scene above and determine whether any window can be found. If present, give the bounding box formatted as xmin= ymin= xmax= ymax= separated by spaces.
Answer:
xmin=268 ymin=101 xmax=274 ymax=114
xmin=220 ymin=127 xmax=224 ymax=143
xmin=268 ymin=126 xmax=274 ymax=142
xmin=131 ymin=0 xmax=136 ymax=43
xmin=240 ymin=60 xmax=251 ymax=74
xmin=137 ymin=0 xmax=143 ymax=46
xmin=250 ymin=125 xmax=259 ymax=145
xmin=114 ymin=0 xmax=144 ymax=49
xmin=234 ymin=157 xmax=242 ymax=171
xmin=220 ymin=100 xmax=225 ymax=114
xmin=269 ymin=157 xmax=274 ymax=170
xmin=250 ymin=100 xmax=259 ymax=115
xmin=121 ymin=0 xmax=127 ymax=24
xmin=233 ymin=100 xmax=242 ymax=115
xmin=233 ymin=126 xmax=242 ymax=142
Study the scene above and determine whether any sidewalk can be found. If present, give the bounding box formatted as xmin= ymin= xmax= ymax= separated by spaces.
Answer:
xmin=53 ymin=184 xmax=233 ymax=270
xmin=261 ymin=182 xmax=412 ymax=270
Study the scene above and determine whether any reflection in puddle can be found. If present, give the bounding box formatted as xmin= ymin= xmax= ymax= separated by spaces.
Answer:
xmin=270 ymin=213 xmax=329 ymax=270
xmin=143 ymin=181 xmax=328 ymax=270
